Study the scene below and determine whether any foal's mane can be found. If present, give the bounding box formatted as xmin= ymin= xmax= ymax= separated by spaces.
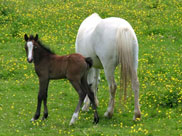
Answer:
xmin=37 ymin=40 xmax=55 ymax=55
xmin=28 ymin=35 xmax=55 ymax=54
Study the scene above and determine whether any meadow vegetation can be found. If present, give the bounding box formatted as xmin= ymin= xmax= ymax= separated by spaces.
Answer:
xmin=0 ymin=0 xmax=182 ymax=135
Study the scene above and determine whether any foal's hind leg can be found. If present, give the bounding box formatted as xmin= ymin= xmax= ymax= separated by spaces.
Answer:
xmin=81 ymin=76 xmax=99 ymax=124
xmin=69 ymin=80 xmax=86 ymax=125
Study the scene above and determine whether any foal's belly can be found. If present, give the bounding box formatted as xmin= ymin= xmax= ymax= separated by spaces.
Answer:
xmin=49 ymin=71 xmax=66 ymax=80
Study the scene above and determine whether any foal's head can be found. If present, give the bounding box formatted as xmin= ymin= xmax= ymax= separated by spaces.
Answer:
xmin=24 ymin=34 xmax=39 ymax=63
xmin=24 ymin=34 xmax=54 ymax=63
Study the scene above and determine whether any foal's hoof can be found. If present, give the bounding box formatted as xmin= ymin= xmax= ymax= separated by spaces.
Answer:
xmin=42 ymin=113 xmax=48 ymax=120
xmin=30 ymin=114 xmax=40 ymax=122
xmin=42 ymin=116 xmax=48 ymax=121
xmin=93 ymin=117 xmax=99 ymax=124
xmin=30 ymin=118 xmax=35 ymax=122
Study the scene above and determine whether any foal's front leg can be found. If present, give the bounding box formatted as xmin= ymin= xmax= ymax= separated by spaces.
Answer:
xmin=31 ymin=78 xmax=49 ymax=121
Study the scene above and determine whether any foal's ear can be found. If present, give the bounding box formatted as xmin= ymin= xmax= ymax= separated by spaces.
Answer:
xmin=34 ymin=34 xmax=38 ymax=41
xmin=24 ymin=34 xmax=28 ymax=42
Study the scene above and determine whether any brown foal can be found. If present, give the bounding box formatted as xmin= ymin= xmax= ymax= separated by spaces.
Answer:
xmin=24 ymin=34 xmax=99 ymax=125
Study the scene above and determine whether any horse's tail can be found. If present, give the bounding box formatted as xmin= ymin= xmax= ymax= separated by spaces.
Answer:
xmin=85 ymin=57 xmax=93 ymax=68
xmin=116 ymin=27 xmax=138 ymax=102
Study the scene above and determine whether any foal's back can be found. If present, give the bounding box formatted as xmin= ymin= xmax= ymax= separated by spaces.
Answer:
xmin=49 ymin=53 xmax=87 ymax=80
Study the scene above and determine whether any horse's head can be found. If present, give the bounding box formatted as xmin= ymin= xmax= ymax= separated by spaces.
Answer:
xmin=24 ymin=34 xmax=39 ymax=63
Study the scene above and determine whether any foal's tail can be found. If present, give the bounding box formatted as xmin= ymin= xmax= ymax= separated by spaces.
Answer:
xmin=116 ymin=26 xmax=139 ymax=101
xmin=85 ymin=57 xmax=93 ymax=68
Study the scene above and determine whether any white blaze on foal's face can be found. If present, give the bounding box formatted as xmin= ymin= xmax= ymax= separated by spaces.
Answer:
xmin=27 ymin=41 xmax=34 ymax=62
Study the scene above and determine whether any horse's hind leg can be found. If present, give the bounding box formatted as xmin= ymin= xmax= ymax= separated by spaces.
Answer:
xmin=103 ymin=65 xmax=117 ymax=118
xmin=132 ymin=72 xmax=141 ymax=120
xmin=82 ymin=95 xmax=90 ymax=111
xmin=69 ymin=80 xmax=86 ymax=125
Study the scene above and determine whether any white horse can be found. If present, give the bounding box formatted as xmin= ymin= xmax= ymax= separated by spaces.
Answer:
xmin=75 ymin=13 xmax=141 ymax=120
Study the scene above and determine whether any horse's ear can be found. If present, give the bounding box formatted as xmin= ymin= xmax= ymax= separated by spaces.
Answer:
xmin=35 ymin=34 xmax=38 ymax=41
xmin=24 ymin=34 xmax=28 ymax=42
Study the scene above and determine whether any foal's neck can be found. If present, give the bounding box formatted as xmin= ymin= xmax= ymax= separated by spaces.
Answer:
xmin=33 ymin=45 xmax=53 ymax=65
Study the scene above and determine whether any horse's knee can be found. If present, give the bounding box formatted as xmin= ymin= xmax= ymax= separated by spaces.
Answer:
xmin=132 ymin=76 xmax=139 ymax=90
xmin=110 ymin=82 xmax=117 ymax=95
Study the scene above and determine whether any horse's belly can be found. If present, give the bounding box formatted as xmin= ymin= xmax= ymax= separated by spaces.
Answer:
xmin=92 ymin=56 xmax=103 ymax=69
xmin=76 ymin=40 xmax=103 ymax=69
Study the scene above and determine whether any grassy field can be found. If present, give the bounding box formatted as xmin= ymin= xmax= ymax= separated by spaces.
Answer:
xmin=0 ymin=0 xmax=182 ymax=135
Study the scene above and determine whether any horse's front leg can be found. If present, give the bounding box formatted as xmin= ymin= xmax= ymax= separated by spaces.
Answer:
xmin=103 ymin=65 xmax=117 ymax=118
xmin=82 ymin=68 xmax=100 ymax=111
xmin=31 ymin=78 xmax=49 ymax=121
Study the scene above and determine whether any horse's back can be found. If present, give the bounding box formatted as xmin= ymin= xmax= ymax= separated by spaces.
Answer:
xmin=76 ymin=13 xmax=137 ymax=68
xmin=93 ymin=17 xmax=135 ymax=44
xmin=90 ymin=17 xmax=134 ymax=64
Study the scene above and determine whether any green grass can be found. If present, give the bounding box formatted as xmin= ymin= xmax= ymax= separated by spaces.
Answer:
xmin=0 ymin=0 xmax=182 ymax=135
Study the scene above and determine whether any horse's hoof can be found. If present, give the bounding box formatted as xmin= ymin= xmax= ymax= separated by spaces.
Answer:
xmin=133 ymin=112 xmax=141 ymax=121
xmin=69 ymin=121 xmax=75 ymax=126
xmin=104 ymin=111 xmax=113 ymax=118
xmin=95 ymin=99 xmax=99 ymax=107
xmin=82 ymin=105 xmax=89 ymax=112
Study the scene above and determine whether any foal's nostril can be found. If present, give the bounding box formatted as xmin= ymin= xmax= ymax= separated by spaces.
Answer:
xmin=27 ymin=58 xmax=33 ymax=63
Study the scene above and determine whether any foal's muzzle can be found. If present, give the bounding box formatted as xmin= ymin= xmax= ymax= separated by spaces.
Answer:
xmin=27 ymin=58 xmax=33 ymax=63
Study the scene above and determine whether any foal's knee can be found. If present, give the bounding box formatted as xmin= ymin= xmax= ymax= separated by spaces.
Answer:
xmin=79 ymin=91 xmax=86 ymax=101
